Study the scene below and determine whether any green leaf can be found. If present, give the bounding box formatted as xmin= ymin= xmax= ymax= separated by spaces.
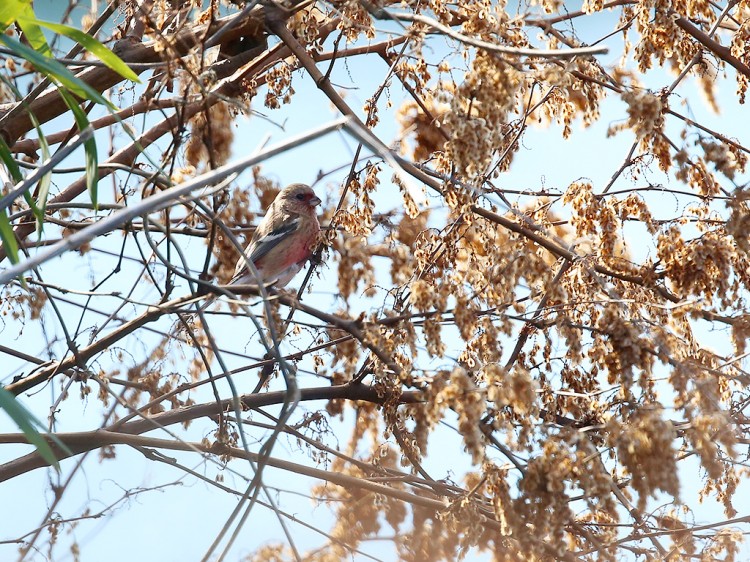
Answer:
xmin=60 ymin=89 xmax=98 ymax=209
xmin=0 ymin=33 xmax=115 ymax=107
xmin=0 ymin=135 xmax=23 ymax=183
xmin=0 ymin=207 xmax=19 ymax=265
xmin=0 ymin=79 xmax=45 ymax=231
xmin=0 ymin=1 xmax=50 ymax=55
xmin=16 ymin=17 xmax=50 ymax=56
xmin=0 ymin=0 xmax=30 ymax=28
xmin=29 ymin=113 xmax=52 ymax=234
xmin=0 ymin=20 xmax=161 ymax=185
xmin=0 ymin=387 xmax=69 ymax=470
xmin=28 ymin=18 xmax=140 ymax=83
xmin=0 ymin=131 xmax=25 ymax=263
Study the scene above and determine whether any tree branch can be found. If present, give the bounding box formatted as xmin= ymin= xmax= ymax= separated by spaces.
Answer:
xmin=0 ymin=384 xmax=423 ymax=481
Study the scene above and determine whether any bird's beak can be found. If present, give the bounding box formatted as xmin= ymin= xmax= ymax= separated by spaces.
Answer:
xmin=310 ymin=196 xmax=322 ymax=207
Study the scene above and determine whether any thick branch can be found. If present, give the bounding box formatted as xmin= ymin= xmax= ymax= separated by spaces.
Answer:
xmin=0 ymin=7 xmax=265 ymax=145
xmin=673 ymin=13 xmax=750 ymax=79
xmin=0 ymin=384 xmax=423 ymax=481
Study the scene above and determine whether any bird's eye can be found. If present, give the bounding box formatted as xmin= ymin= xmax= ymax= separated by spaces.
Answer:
xmin=295 ymin=193 xmax=306 ymax=201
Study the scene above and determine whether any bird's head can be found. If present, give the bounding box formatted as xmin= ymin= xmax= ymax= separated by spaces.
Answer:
xmin=278 ymin=183 xmax=322 ymax=214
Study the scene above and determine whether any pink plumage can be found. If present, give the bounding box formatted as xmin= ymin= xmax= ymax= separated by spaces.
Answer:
xmin=231 ymin=183 xmax=322 ymax=288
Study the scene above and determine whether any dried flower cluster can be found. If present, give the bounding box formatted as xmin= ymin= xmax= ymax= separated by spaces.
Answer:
xmin=1 ymin=1 xmax=750 ymax=561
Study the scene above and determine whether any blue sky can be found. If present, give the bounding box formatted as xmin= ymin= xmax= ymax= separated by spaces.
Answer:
xmin=2 ymin=1 xmax=749 ymax=561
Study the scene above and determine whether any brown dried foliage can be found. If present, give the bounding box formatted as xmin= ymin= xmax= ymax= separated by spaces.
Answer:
xmin=1 ymin=0 xmax=750 ymax=561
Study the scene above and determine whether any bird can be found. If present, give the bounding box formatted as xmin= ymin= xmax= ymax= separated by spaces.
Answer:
xmin=229 ymin=182 xmax=322 ymax=289
xmin=188 ymin=183 xmax=321 ymax=321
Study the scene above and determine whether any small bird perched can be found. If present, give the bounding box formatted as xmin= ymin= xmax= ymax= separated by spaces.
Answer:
xmin=231 ymin=183 xmax=322 ymax=288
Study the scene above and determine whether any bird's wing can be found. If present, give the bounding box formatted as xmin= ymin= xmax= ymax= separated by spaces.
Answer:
xmin=246 ymin=215 xmax=301 ymax=263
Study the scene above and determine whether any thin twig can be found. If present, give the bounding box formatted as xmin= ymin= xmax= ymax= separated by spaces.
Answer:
xmin=373 ymin=10 xmax=609 ymax=58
